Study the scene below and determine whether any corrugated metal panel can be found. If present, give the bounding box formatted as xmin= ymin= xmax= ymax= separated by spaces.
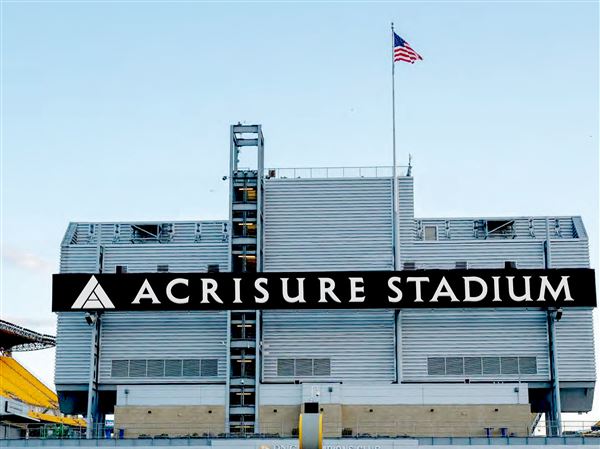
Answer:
xmin=555 ymin=309 xmax=596 ymax=381
xmin=401 ymin=309 xmax=550 ymax=382
xmin=398 ymin=177 xmax=415 ymax=243
xmin=263 ymin=310 xmax=396 ymax=382
xmin=549 ymin=239 xmax=590 ymax=268
xmin=102 ymin=244 xmax=229 ymax=273
xmin=116 ymin=385 xmax=225 ymax=406
xmin=263 ymin=178 xmax=394 ymax=271
xmin=99 ymin=312 xmax=227 ymax=383
xmin=56 ymin=221 xmax=230 ymax=387
xmin=54 ymin=313 xmax=92 ymax=385
xmin=67 ymin=221 xmax=228 ymax=245
xmin=414 ymin=217 xmax=578 ymax=241
xmin=401 ymin=241 xmax=545 ymax=269
xmin=59 ymin=245 xmax=98 ymax=273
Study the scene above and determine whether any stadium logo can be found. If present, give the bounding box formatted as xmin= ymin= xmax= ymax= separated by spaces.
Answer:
xmin=71 ymin=276 xmax=115 ymax=309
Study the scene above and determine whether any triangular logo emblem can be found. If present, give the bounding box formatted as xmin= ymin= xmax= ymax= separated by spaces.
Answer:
xmin=71 ymin=276 xmax=115 ymax=309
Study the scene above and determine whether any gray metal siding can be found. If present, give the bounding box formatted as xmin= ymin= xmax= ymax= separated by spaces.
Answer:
xmin=263 ymin=178 xmax=394 ymax=271
xmin=555 ymin=309 xmax=596 ymax=381
xmin=54 ymin=313 xmax=92 ymax=385
xmin=401 ymin=241 xmax=545 ymax=269
xmin=262 ymin=178 xmax=402 ymax=383
xmin=56 ymin=220 xmax=230 ymax=387
xmin=262 ymin=310 xmax=396 ymax=382
xmin=102 ymin=244 xmax=229 ymax=273
xmin=99 ymin=311 xmax=228 ymax=383
xmin=401 ymin=309 xmax=550 ymax=382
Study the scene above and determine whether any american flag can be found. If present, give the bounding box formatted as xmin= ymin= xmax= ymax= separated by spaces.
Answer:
xmin=394 ymin=32 xmax=423 ymax=64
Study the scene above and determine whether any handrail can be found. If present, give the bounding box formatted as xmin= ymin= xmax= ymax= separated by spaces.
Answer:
xmin=264 ymin=166 xmax=410 ymax=179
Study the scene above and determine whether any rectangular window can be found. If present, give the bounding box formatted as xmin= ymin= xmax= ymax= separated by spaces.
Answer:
xmin=157 ymin=264 xmax=169 ymax=273
xmin=128 ymin=360 xmax=147 ymax=377
xmin=165 ymin=359 xmax=183 ymax=377
xmin=445 ymin=357 xmax=464 ymax=375
xmin=427 ymin=357 xmax=445 ymax=375
xmin=201 ymin=359 xmax=218 ymax=377
xmin=423 ymin=225 xmax=438 ymax=241
xmin=147 ymin=360 xmax=165 ymax=377
xmin=277 ymin=359 xmax=295 ymax=377
xmin=482 ymin=357 xmax=501 ymax=375
xmin=116 ymin=265 xmax=127 ymax=274
xmin=464 ymin=357 xmax=482 ymax=375
xmin=181 ymin=359 xmax=200 ymax=377
xmin=207 ymin=264 xmax=220 ymax=273
xmin=518 ymin=357 xmax=537 ymax=375
xmin=313 ymin=359 xmax=331 ymax=376
xmin=403 ymin=261 xmax=416 ymax=270
xmin=455 ymin=261 xmax=468 ymax=270
xmin=295 ymin=358 xmax=313 ymax=377
xmin=501 ymin=356 xmax=519 ymax=375
xmin=428 ymin=356 xmax=537 ymax=377
xmin=111 ymin=360 xmax=129 ymax=377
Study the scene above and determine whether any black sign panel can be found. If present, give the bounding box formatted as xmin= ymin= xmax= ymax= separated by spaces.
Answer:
xmin=52 ymin=269 xmax=596 ymax=312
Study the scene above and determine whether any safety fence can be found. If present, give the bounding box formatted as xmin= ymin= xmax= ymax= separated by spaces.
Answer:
xmin=1 ymin=421 xmax=598 ymax=440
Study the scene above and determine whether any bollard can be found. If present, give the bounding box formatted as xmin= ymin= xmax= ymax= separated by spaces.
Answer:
xmin=299 ymin=402 xmax=322 ymax=449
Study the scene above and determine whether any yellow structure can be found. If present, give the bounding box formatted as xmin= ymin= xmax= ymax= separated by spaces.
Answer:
xmin=0 ymin=355 xmax=86 ymax=427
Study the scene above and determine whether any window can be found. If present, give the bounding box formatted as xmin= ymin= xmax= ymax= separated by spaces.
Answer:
xmin=207 ymin=264 xmax=220 ymax=273
xmin=504 ymin=261 xmax=517 ymax=269
xmin=201 ymin=359 xmax=218 ymax=377
xmin=519 ymin=357 xmax=537 ymax=375
xmin=131 ymin=223 xmax=174 ymax=244
xmin=111 ymin=360 xmax=129 ymax=377
xmin=165 ymin=359 xmax=183 ymax=377
xmin=157 ymin=264 xmax=169 ymax=273
xmin=464 ymin=357 xmax=482 ymax=375
xmin=427 ymin=357 xmax=445 ymax=376
xmin=276 ymin=358 xmax=331 ymax=377
xmin=482 ymin=357 xmax=501 ymax=375
xmin=183 ymin=359 xmax=200 ymax=377
xmin=129 ymin=360 xmax=147 ymax=377
xmin=116 ymin=265 xmax=127 ymax=274
xmin=111 ymin=359 xmax=212 ymax=378
xmin=455 ymin=261 xmax=468 ymax=270
xmin=429 ymin=356 xmax=536 ymax=376
xmin=403 ymin=261 xmax=416 ymax=270
xmin=500 ymin=357 xmax=519 ymax=375
xmin=295 ymin=359 xmax=313 ymax=377
xmin=147 ymin=360 xmax=165 ymax=377
xmin=313 ymin=359 xmax=331 ymax=376
xmin=445 ymin=357 xmax=464 ymax=375
xmin=423 ymin=225 xmax=438 ymax=241
xmin=277 ymin=359 xmax=295 ymax=377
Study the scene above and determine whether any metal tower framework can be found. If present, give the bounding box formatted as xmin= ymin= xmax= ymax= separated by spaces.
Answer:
xmin=226 ymin=124 xmax=264 ymax=434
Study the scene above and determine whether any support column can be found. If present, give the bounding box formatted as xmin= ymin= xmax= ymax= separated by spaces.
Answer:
xmin=86 ymin=313 xmax=101 ymax=439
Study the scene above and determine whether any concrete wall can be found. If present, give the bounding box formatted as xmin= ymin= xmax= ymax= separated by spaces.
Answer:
xmin=114 ymin=406 xmax=225 ymax=438
xmin=259 ymin=404 xmax=536 ymax=437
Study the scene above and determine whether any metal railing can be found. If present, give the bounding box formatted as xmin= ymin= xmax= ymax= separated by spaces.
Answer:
xmin=1 ymin=420 xmax=598 ymax=441
xmin=264 ymin=166 xmax=410 ymax=179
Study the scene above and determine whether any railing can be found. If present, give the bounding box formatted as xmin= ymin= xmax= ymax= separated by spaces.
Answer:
xmin=264 ymin=166 xmax=410 ymax=179
xmin=1 ymin=420 xmax=598 ymax=440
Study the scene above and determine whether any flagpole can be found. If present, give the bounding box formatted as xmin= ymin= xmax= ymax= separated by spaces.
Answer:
xmin=391 ymin=22 xmax=399 ymax=271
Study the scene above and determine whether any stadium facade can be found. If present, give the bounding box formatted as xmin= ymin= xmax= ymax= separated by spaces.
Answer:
xmin=53 ymin=125 xmax=595 ymax=438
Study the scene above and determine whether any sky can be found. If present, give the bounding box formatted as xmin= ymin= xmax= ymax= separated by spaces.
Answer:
xmin=1 ymin=1 xmax=598 ymax=425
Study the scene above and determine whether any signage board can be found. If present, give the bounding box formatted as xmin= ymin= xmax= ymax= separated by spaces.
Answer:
xmin=52 ymin=269 xmax=596 ymax=312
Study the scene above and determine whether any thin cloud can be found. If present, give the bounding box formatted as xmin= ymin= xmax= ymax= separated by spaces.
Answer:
xmin=2 ymin=246 xmax=54 ymax=274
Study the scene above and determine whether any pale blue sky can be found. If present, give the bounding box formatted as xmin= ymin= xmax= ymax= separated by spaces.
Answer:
xmin=1 ymin=1 xmax=598 ymax=421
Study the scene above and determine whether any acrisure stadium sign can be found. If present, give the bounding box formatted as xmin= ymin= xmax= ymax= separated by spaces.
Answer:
xmin=52 ymin=269 xmax=597 ymax=312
